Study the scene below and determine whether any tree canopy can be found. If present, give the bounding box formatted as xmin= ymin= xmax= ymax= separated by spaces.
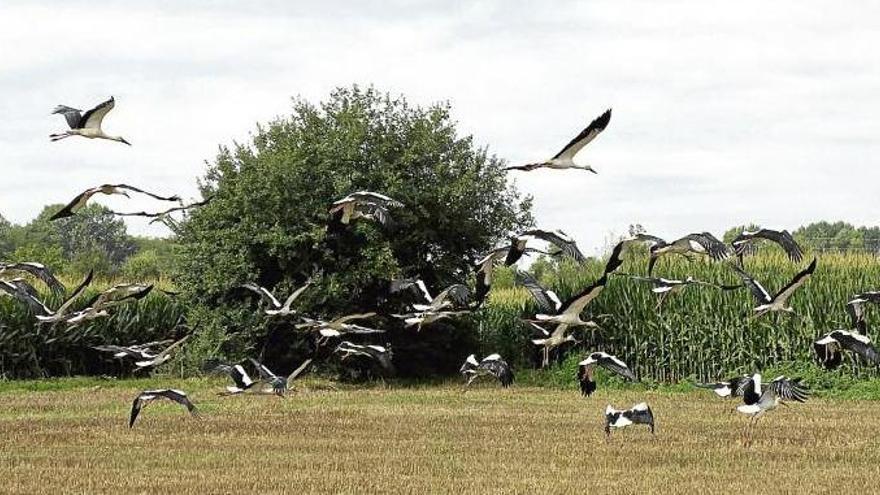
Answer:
xmin=175 ymin=86 xmax=533 ymax=374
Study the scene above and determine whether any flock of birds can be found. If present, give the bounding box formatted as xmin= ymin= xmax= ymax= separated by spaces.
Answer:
xmin=2 ymin=97 xmax=878 ymax=440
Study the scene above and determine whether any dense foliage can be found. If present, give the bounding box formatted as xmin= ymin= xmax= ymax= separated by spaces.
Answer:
xmin=174 ymin=86 xmax=532 ymax=375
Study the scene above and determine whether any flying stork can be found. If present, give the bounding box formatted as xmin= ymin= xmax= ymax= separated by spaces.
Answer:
xmin=133 ymin=334 xmax=191 ymax=370
xmin=460 ymin=354 xmax=514 ymax=388
xmin=329 ymin=191 xmax=403 ymax=226
xmin=505 ymin=229 xmax=586 ymax=265
xmin=238 ymin=280 xmax=312 ymax=317
xmin=51 ymin=97 xmax=131 ymax=145
xmin=604 ymin=402 xmax=655 ymax=438
xmin=618 ymin=273 xmax=740 ymax=309
xmin=49 ymin=184 xmax=180 ymax=221
xmin=392 ymin=309 xmax=470 ymax=331
xmin=129 ymin=389 xmax=198 ymax=428
xmin=846 ymin=291 xmax=880 ymax=333
xmin=334 ymin=341 xmax=395 ymax=376
xmin=93 ymin=339 xmax=174 ymax=362
xmin=33 ymin=270 xmax=94 ymax=324
xmin=731 ymin=228 xmax=804 ymax=263
xmin=505 ymin=109 xmax=611 ymax=173
xmin=730 ymin=258 xmax=817 ymax=319
xmin=814 ymin=330 xmax=880 ymax=369
xmin=637 ymin=232 xmax=732 ymax=275
xmin=204 ymin=361 xmax=258 ymax=395
xmin=247 ymin=357 xmax=313 ymax=396
xmin=577 ymin=352 xmax=637 ymax=396
xmin=0 ymin=262 xmax=66 ymax=295
xmin=733 ymin=374 xmax=809 ymax=445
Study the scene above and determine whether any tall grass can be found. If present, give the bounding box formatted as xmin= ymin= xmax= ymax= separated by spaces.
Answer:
xmin=477 ymin=250 xmax=880 ymax=381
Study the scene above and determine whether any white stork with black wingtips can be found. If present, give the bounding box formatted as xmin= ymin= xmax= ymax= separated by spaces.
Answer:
xmin=814 ymin=330 xmax=880 ymax=369
xmin=248 ymin=357 xmax=313 ymax=396
xmin=731 ymin=228 xmax=804 ymax=263
xmin=460 ymin=353 xmax=514 ymax=388
xmin=210 ymin=363 xmax=257 ymax=394
xmin=735 ymin=374 xmax=809 ymax=445
xmin=34 ymin=270 xmax=94 ymax=324
xmin=577 ymin=352 xmax=637 ymax=396
xmin=646 ymin=232 xmax=732 ymax=275
xmin=49 ymin=184 xmax=180 ymax=221
xmin=730 ymin=258 xmax=817 ymax=318
xmin=0 ymin=279 xmax=51 ymax=315
xmin=0 ymin=262 xmax=66 ymax=295
xmin=505 ymin=109 xmax=611 ymax=173
xmin=334 ymin=341 xmax=395 ymax=376
xmin=617 ymin=273 xmax=741 ymax=309
xmin=846 ymin=291 xmax=880 ymax=333
xmin=505 ymin=229 xmax=586 ymax=265
xmin=532 ymin=273 xmax=608 ymax=328
xmin=134 ymin=335 xmax=191 ymax=370
xmin=51 ymin=97 xmax=131 ymax=145
xmin=239 ymin=280 xmax=312 ymax=317
xmin=604 ymin=402 xmax=655 ymax=438
xmin=329 ymin=191 xmax=403 ymax=226
xmin=129 ymin=389 xmax=198 ymax=428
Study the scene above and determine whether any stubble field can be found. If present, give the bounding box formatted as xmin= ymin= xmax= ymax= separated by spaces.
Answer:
xmin=1 ymin=378 xmax=879 ymax=494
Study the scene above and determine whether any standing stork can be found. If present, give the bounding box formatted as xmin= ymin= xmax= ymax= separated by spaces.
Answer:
xmin=460 ymin=354 xmax=514 ymax=388
xmin=49 ymin=184 xmax=180 ymax=221
xmin=505 ymin=109 xmax=611 ymax=172
xmin=51 ymin=96 xmax=131 ymax=145
xmin=731 ymin=228 xmax=804 ymax=263
xmin=730 ymin=258 xmax=817 ymax=319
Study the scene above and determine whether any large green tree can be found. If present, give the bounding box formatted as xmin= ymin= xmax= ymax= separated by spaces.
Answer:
xmin=175 ymin=86 xmax=532 ymax=375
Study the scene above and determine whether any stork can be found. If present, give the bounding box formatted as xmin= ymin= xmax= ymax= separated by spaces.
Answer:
xmin=33 ymin=270 xmax=94 ymax=324
xmin=505 ymin=229 xmax=585 ymax=265
xmin=846 ymin=291 xmax=880 ymax=333
xmin=731 ymin=228 xmax=804 ymax=263
xmin=814 ymin=330 xmax=880 ymax=369
xmin=93 ymin=340 xmax=174 ymax=362
xmin=639 ymin=232 xmax=732 ymax=275
xmin=238 ymin=280 xmax=311 ymax=317
xmin=49 ymin=184 xmax=180 ymax=221
xmin=734 ymin=374 xmax=809 ymax=445
xmin=617 ymin=273 xmax=740 ymax=309
xmin=604 ymin=402 xmax=655 ymax=438
xmin=392 ymin=309 xmax=470 ymax=331
xmin=0 ymin=279 xmax=51 ymax=315
xmin=129 ymin=389 xmax=198 ymax=428
xmin=577 ymin=352 xmax=637 ymax=396
xmin=505 ymin=109 xmax=611 ymax=172
xmin=51 ymin=97 xmax=131 ymax=145
xmin=329 ymin=191 xmax=403 ymax=226
xmin=334 ymin=341 xmax=395 ymax=377
xmin=133 ymin=335 xmax=191 ymax=370
xmin=730 ymin=258 xmax=817 ymax=318
xmin=248 ymin=357 xmax=313 ymax=396
xmin=0 ymin=262 xmax=66 ymax=295
xmin=460 ymin=354 xmax=514 ymax=388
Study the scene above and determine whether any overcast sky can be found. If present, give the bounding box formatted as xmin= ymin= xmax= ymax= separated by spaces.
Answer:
xmin=1 ymin=1 xmax=878 ymax=254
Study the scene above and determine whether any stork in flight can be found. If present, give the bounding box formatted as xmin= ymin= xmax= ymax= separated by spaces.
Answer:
xmin=49 ymin=184 xmax=180 ymax=221
xmin=846 ymin=291 xmax=880 ymax=333
xmin=635 ymin=232 xmax=732 ymax=275
xmin=248 ymin=357 xmax=313 ymax=396
xmin=51 ymin=96 xmax=131 ymax=145
xmin=329 ymin=191 xmax=403 ymax=226
xmin=617 ymin=273 xmax=740 ymax=309
xmin=334 ymin=341 xmax=395 ymax=377
xmin=460 ymin=354 xmax=515 ymax=388
xmin=814 ymin=329 xmax=880 ymax=369
xmin=577 ymin=352 xmax=637 ymax=396
xmin=734 ymin=374 xmax=809 ymax=445
xmin=730 ymin=258 xmax=817 ymax=319
xmin=730 ymin=228 xmax=804 ymax=263
xmin=604 ymin=402 xmax=655 ymax=438
xmin=505 ymin=229 xmax=586 ymax=265
xmin=238 ymin=280 xmax=312 ymax=317
xmin=129 ymin=389 xmax=198 ymax=428
xmin=505 ymin=109 xmax=611 ymax=173
xmin=0 ymin=262 xmax=66 ymax=295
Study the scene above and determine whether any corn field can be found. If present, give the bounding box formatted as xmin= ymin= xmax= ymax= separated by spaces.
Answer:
xmin=476 ymin=251 xmax=880 ymax=382
xmin=0 ymin=278 xmax=185 ymax=379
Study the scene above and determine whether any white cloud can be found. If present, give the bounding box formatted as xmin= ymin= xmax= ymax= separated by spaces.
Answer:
xmin=0 ymin=0 xmax=878 ymax=250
